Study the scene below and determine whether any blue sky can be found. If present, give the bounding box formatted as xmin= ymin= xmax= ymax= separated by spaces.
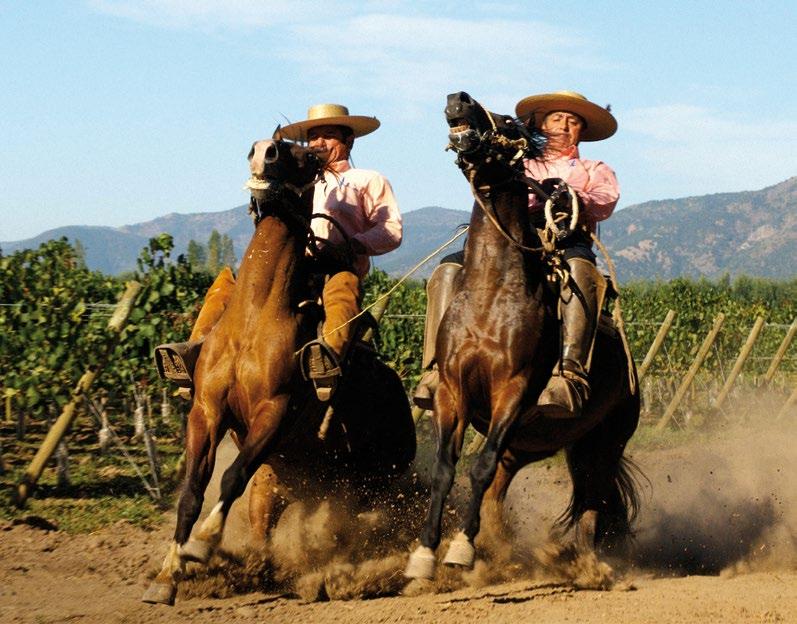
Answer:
xmin=1 ymin=1 xmax=795 ymax=241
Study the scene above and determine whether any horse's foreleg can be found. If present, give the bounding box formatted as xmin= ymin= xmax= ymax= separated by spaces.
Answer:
xmin=405 ymin=382 xmax=466 ymax=580
xmin=444 ymin=379 xmax=526 ymax=569
xmin=143 ymin=403 xmax=222 ymax=605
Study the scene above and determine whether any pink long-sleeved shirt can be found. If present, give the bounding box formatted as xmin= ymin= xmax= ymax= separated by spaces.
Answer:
xmin=524 ymin=146 xmax=620 ymax=231
xmin=311 ymin=160 xmax=402 ymax=278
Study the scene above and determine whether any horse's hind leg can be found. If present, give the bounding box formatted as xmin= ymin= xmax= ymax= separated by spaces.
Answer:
xmin=565 ymin=402 xmax=640 ymax=557
xmin=479 ymin=448 xmax=552 ymax=555
xmin=230 ymin=430 xmax=279 ymax=548
xmin=405 ymin=382 xmax=467 ymax=580
xmin=143 ymin=402 xmax=225 ymax=604
xmin=248 ymin=463 xmax=278 ymax=548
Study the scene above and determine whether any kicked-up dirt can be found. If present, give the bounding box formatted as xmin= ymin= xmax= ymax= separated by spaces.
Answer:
xmin=1 ymin=419 xmax=795 ymax=623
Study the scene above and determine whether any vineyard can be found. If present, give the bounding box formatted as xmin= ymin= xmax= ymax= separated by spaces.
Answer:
xmin=1 ymin=237 xmax=795 ymax=519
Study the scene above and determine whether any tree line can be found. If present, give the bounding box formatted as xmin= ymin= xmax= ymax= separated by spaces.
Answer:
xmin=186 ymin=230 xmax=236 ymax=275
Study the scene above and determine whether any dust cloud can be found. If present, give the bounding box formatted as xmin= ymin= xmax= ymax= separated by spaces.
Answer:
xmin=631 ymin=420 xmax=796 ymax=575
xmin=177 ymin=406 xmax=794 ymax=601
xmin=179 ymin=433 xmax=428 ymax=600
xmin=503 ymin=407 xmax=796 ymax=578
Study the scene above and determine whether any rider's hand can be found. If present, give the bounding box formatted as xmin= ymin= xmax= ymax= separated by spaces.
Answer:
xmin=322 ymin=243 xmax=351 ymax=267
xmin=540 ymin=177 xmax=566 ymax=198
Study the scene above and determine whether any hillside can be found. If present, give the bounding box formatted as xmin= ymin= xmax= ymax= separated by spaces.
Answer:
xmin=602 ymin=176 xmax=797 ymax=281
xmin=2 ymin=177 xmax=795 ymax=281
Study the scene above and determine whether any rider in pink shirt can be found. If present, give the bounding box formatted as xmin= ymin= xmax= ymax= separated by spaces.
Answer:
xmin=172 ymin=105 xmax=401 ymax=403
xmin=414 ymin=92 xmax=620 ymax=417
xmin=516 ymin=91 xmax=619 ymax=419
xmin=311 ymin=158 xmax=402 ymax=279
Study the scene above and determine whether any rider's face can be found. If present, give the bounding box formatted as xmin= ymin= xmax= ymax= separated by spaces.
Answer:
xmin=541 ymin=111 xmax=584 ymax=154
xmin=307 ymin=125 xmax=352 ymax=164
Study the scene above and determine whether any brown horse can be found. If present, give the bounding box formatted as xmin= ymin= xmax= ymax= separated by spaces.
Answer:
xmin=405 ymin=92 xmax=640 ymax=579
xmin=143 ymin=139 xmax=415 ymax=605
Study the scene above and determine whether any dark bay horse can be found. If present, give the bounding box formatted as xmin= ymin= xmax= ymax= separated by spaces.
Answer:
xmin=405 ymin=93 xmax=640 ymax=579
xmin=144 ymin=139 xmax=415 ymax=605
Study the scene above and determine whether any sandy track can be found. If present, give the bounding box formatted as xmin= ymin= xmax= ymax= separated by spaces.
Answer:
xmin=1 ymin=518 xmax=794 ymax=624
xmin=2 ymin=422 xmax=795 ymax=623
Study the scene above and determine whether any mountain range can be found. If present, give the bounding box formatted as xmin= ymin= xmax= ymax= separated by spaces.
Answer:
xmin=3 ymin=177 xmax=795 ymax=282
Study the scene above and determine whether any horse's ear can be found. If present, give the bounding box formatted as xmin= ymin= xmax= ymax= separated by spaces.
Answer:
xmin=272 ymin=125 xmax=283 ymax=141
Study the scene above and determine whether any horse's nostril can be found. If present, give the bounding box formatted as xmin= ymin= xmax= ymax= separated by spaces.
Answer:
xmin=264 ymin=143 xmax=279 ymax=163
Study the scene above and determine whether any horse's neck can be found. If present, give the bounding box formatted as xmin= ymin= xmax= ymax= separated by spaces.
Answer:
xmin=464 ymin=183 xmax=540 ymax=285
xmin=235 ymin=216 xmax=305 ymax=309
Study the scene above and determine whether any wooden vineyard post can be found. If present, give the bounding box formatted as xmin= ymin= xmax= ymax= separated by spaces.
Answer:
xmin=16 ymin=281 xmax=142 ymax=506
xmin=361 ymin=295 xmax=390 ymax=344
xmin=637 ymin=309 xmax=676 ymax=380
xmin=656 ymin=313 xmax=725 ymax=431
xmin=764 ymin=319 xmax=797 ymax=384
xmin=713 ymin=316 xmax=766 ymax=410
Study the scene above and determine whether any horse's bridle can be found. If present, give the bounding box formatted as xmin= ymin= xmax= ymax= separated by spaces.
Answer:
xmin=246 ymin=176 xmax=316 ymax=229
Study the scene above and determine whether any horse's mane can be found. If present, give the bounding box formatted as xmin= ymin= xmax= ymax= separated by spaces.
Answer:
xmin=512 ymin=114 xmax=546 ymax=162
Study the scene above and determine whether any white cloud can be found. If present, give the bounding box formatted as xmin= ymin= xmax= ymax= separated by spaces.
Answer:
xmin=86 ymin=2 xmax=613 ymax=115
xmin=288 ymin=13 xmax=612 ymax=117
xmin=620 ymin=103 xmax=797 ymax=195
xmin=625 ymin=103 xmax=797 ymax=144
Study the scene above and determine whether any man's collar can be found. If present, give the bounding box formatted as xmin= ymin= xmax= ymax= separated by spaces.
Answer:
xmin=327 ymin=159 xmax=351 ymax=174
xmin=544 ymin=145 xmax=580 ymax=161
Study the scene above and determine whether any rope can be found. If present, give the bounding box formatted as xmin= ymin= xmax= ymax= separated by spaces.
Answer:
xmin=317 ymin=226 xmax=469 ymax=342
xmin=590 ymin=231 xmax=637 ymax=393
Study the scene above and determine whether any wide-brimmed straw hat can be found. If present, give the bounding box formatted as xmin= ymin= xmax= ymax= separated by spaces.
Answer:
xmin=277 ymin=103 xmax=380 ymax=141
xmin=515 ymin=91 xmax=617 ymax=142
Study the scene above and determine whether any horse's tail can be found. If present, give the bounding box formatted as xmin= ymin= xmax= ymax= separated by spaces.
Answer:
xmin=613 ymin=454 xmax=645 ymax=528
xmin=558 ymin=451 xmax=647 ymax=544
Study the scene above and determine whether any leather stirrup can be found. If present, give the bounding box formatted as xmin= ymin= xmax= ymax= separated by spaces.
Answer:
xmin=298 ymin=338 xmax=342 ymax=402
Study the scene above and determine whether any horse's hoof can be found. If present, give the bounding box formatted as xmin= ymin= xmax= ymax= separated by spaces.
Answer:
xmin=141 ymin=581 xmax=176 ymax=605
xmin=442 ymin=532 xmax=475 ymax=569
xmin=405 ymin=546 xmax=436 ymax=580
xmin=180 ymin=539 xmax=212 ymax=564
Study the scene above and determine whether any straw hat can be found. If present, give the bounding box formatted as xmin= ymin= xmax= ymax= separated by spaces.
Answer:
xmin=277 ymin=103 xmax=380 ymax=141
xmin=515 ymin=91 xmax=617 ymax=142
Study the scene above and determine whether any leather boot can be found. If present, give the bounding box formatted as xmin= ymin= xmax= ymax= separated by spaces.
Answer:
xmin=413 ymin=262 xmax=461 ymax=410
xmin=306 ymin=271 xmax=360 ymax=402
xmin=537 ymin=257 xmax=606 ymax=418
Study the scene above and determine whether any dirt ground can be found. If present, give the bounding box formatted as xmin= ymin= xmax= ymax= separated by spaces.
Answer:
xmin=2 ymin=421 xmax=795 ymax=624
